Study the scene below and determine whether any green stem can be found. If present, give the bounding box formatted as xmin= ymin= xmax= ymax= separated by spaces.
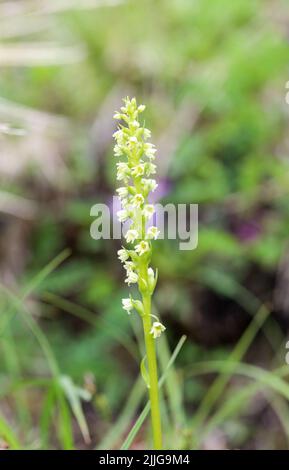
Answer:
xmin=142 ymin=293 xmax=163 ymax=450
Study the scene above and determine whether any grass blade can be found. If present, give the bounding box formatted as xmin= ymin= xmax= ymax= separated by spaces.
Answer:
xmin=191 ymin=304 xmax=270 ymax=435
xmin=0 ymin=414 xmax=21 ymax=449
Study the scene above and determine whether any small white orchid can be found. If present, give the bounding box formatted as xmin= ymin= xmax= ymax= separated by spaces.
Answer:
xmin=142 ymin=178 xmax=158 ymax=192
xmin=132 ymin=194 xmax=144 ymax=208
xmin=129 ymin=136 xmax=138 ymax=144
xmin=131 ymin=164 xmax=145 ymax=177
xmin=143 ymin=204 xmax=155 ymax=219
xmin=144 ymin=143 xmax=157 ymax=159
xmin=145 ymin=162 xmax=156 ymax=176
xmin=113 ymin=111 xmax=122 ymax=120
xmin=116 ymin=162 xmax=130 ymax=181
xmin=131 ymin=119 xmax=140 ymax=129
xmin=122 ymin=298 xmax=134 ymax=314
xmin=146 ymin=226 xmax=160 ymax=240
xmin=150 ymin=322 xmax=166 ymax=339
xmin=116 ymin=187 xmax=128 ymax=199
xmin=113 ymin=129 xmax=126 ymax=144
xmin=138 ymin=104 xmax=146 ymax=112
xmin=114 ymin=144 xmax=122 ymax=157
xmin=117 ymin=248 xmax=129 ymax=262
xmin=124 ymin=261 xmax=136 ymax=272
xmin=135 ymin=241 xmax=150 ymax=256
xmin=143 ymin=128 xmax=151 ymax=139
xmin=117 ymin=209 xmax=129 ymax=223
xmin=125 ymin=229 xmax=139 ymax=243
xmin=125 ymin=271 xmax=138 ymax=285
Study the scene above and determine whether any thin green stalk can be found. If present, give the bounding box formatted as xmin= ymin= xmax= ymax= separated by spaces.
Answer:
xmin=121 ymin=335 xmax=186 ymax=450
xmin=142 ymin=294 xmax=162 ymax=449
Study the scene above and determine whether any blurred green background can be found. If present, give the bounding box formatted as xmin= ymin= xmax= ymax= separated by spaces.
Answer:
xmin=1 ymin=0 xmax=289 ymax=450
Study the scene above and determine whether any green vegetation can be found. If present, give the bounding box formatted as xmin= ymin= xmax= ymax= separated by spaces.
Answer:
xmin=1 ymin=0 xmax=289 ymax=449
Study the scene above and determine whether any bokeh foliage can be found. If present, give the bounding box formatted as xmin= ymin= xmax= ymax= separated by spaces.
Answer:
xmin=1 ymin=0 xmax=289 ymax=449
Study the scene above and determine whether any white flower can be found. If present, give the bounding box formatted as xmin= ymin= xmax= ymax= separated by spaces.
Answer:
xmin=142 ymin=178 xmax=158 ymax=192
xmin=129 ymin=136 xmax=138 ymax=144
xmin=125 ymin=229 xmax=139 ymax=243
xmin=130 ymin=120 xmax=140 ymax=129
xmin=116 ymin=162 xmax=130 ymax=181
xmin=117 ymin=209 xmax=129 ymax=223
xmin=123 ymin=96 xmax=136 ymax=112
xmin=122 ymin=298 xmax=134 ymax=314
xmin=125 ymin=271 xmax=139 ymax=285
xmin=143 ymin=204 xmax=155 ymax=220
xmin=117 ymin=248 xmax=129 ymax=263
xmin=146 ymin=226 xmax=160 ymax=240
xmin=132 ymin=193 xmax=144 ymax=208
xmin=143 ymin=128 xmax=151 ymax=140
xmin=145 ymin=162 xmax=156 ymax=175
xmin=114 ymin=144 xmax=123 ymax=157
xmin=124 ymin=261 xmax=136 ymax=272
xmin=113 ymin=112 xmax=122 ymax=120
xmin=138 ymin=104 xmax=146 ymax=113
xmin=116 ymin=187 xmax=128 ymax=199
xmin=135 ymin=241 xmax=150 ymax=256
xmin=131 ymin=164 xmax=145 ymax=177
xmin=113 ymin=128 xmax=126 ymax=144
xmin=144 ymin=143 xmax=157 ymax=160
xmin=150 ymin=322 xmax=166 ymax=339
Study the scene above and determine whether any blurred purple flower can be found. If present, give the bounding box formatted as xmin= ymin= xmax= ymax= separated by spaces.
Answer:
xmin=232 ymin=218 xmax=261 ymax=243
